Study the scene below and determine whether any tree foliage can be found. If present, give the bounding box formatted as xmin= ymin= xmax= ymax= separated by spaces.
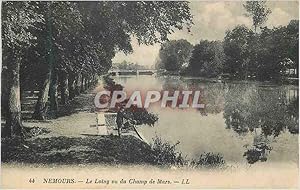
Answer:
xmin=188 ymin=40 xmax=224 ymax=77
xmin=223 ymin=25 xmax=255 ymax=79
xmin=2 ymin=2 xmax=44 ymax=51
xmin=222 ymin=20 xmax=298 ymax=81
xmin=2 ymin=1 xmax=193 ymax=137
xmin=243 ymin=1 xmax=271 ymax=32
xmin=159 ymin=39 xmax=193 ymax=72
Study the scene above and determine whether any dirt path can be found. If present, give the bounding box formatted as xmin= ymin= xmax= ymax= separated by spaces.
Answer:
xmin=23 ymin=81 xmax=105 ymax=138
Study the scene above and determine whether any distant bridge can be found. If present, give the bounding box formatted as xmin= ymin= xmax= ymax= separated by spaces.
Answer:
xmin=108 ymin=69 xmax=156 ymax=76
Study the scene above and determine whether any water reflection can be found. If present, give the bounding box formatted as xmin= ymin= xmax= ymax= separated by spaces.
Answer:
xmin=202 ymin=82 xmax=298 ymax=163
xmin=114 ymin=75 xmax=299 ymax=164
xmin=182 ymin=79 xmax=299 ymax=136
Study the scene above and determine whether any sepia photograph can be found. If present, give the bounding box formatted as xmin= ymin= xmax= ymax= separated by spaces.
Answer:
xmin=1 ymin=0 xmax=299 ymax=189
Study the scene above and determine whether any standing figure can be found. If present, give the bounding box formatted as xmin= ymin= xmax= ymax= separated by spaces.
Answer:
xmin=116 ymin=107 xmax=125 ymax=137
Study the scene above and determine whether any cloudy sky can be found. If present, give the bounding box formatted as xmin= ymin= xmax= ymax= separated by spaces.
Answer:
xmin=113 ymin=1 xmax=299 ymax=67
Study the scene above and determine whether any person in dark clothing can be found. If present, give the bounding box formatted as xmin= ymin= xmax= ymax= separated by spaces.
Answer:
xmin=116 ymin=107 xmax=125 ymax=137
xmin=116 ymin=106 xmax=145 ymax=140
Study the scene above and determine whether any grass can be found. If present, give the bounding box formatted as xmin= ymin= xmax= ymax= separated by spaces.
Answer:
xmin=1 ymin=135 xmax=156 ymax=165
xmin=2 ymin=128 xmax=227 ymax=169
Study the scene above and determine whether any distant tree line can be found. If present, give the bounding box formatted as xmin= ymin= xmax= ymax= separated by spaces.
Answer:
xmin=223 ymin=20 xmax=298 ymax=81
xmin=157 ymin=1 xmax=299 ymax=81
xmin=2 ymin=1 xmax=192 ymax=137
xmin=113 ymin=61 xmax=149 ymax=70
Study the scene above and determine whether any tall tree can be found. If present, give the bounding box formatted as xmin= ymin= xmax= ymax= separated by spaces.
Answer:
xmin=2 ymin=2 xmax=43 ymax=136
xmin=223 ymin=25 xmax=254 ymax=79
xmin=256 ymin=21 xmax=299 ymax=81
xmin=188 ymin=40 xmax=224 ymax=77
xmin=286 ymin=20 xmax=299 ymax=75
xmin=243 ymin=1 xmax=271 ymax=32
xmin=33 ymin=2 xmax=84 ymax=119
xmin=159 ymin=39 xmax=193 ymax=72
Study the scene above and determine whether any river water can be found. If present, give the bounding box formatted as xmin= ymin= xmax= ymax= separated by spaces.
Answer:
xmin=113 ymin=75 xmax=298 ymax=165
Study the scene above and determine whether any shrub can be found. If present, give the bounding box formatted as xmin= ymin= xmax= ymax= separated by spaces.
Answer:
xmin=191 ymin=152 xmax=226 ymax=169
xmin=151 ymin=136 xmax=187 ymax=166
xmin=150 ymin=136 xmax=227 ymax=169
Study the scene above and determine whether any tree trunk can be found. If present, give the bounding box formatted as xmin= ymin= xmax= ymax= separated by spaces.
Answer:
xmin=92 ymin=75 xmax=95 ymax=85
xmin=84 ymin=77 xmax=88 ymax=90
xmin=33 ymin=5 xmax=53 ymax=120
xmin=86 ymin=77 xmax=89 ymax=89
xmin=68 ymin=74 xmax=76 ymax=100
xmin=59 ymin=71 xmax=69 ymax=105
xmin=93 ymin=74 xmax=98 ymax=85
xmin=1 ymin=65 xmax=9 ymax=119
xmin=32 ymin=69 xmax=51 ymax=120
xmin=88 ymin=77 xmax=91 ymax=88
xmin=5 ymin=58 xmax=23 ymax=137
xmin=80 ymin=74 xmax=84 ymax=92
xmin=75 ymin=74 xmax=81 ymax=95
xmin=49 ymin=68 xmax=58 ymax=116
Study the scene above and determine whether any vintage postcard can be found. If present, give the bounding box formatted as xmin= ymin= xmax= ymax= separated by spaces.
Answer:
xmin=1 ymin=0 xmax=299 ymax=189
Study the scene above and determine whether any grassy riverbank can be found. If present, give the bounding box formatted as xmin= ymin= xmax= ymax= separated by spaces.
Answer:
xmin=1 ymin=133 xmax=227 ymax=169
xmin=1 ymin=135 xmax=155 ymax=165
